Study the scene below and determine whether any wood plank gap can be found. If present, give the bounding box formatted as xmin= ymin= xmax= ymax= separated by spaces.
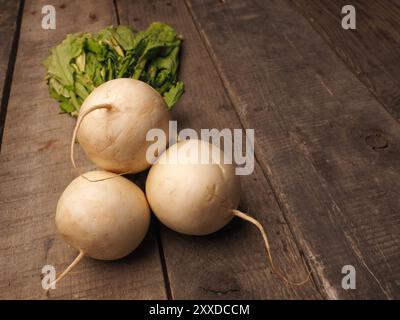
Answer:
xmin=154 ymin=218 xmax=173 ymax=300
xmin=0 ymin=0 xmax=25 ymax=150
xmin=112 ymin=0 xmax=120 ymax=25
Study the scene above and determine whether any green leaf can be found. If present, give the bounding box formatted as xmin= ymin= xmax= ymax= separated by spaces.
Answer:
xmin=44 ymin=33 xmax=86 ymax=89
xmin=113 ymin=25 xmax=137 ymax=51
xmin=44 ymin=23 xmax=184 ymax=115
xmin=75 ymin=52 xmax=86 ymax=72
xmin=59 ymin=100 xmax=75 ymax=114
xmin=163 ymin=82 xmax=184 ymax=109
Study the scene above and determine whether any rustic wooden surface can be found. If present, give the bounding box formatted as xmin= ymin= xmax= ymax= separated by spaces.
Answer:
xmin=0 ymin=0 xmax=22 ymax=145
xmin=0 ymin=0 xmax=399 ymax=299
xmin=185 ymin=0 xmax=400 ymax=299
xmin=294 ymin=0 xmax=400 ymax=121
xmin=0 ymin=0 xmax=166 ymax=299
xmin=118 ymin=0 xmax=320 ymax=300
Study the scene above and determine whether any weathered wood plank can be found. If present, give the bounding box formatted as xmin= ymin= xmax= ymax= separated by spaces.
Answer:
xmin=293 ymin=0 xmax=400 ymax=121
xmin=118 ymin=0 xmax=321 ymax=299
xmin=0 ymin=0 xmax=23 ymax=145
xmin=0 ymin=0 xmax=166 ymax=299
xmin=186 ymin=0 xmax=400 ymax=299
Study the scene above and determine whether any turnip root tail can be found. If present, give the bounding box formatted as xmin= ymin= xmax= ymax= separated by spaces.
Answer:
xmin=232 ymin=209 xmax=312 ymax=286
xmin=46 ymin=250 xmax=85 ymax=293
xmin=71 ymin=104 xmax=112 ymax=180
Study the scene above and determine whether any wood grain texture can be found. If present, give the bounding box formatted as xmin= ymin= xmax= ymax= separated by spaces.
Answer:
xmin=293 ymin=0 xmax=400 ymax=121
xmin=0 ymin=0 xmax=23 ymax=145
xmin=118 ymin=0 xmax=321 ymax=299
xmin=0 ymin=0 xmax=166 ymax=299
xmin=186 ymin=0 xmax=400 ymax=299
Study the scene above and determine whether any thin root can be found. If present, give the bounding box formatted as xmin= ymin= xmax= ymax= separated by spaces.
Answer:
xmin=232 ymin=209 xmax=312 ymax=286
xmin=45 ymin=250 xmax=85 ymax=293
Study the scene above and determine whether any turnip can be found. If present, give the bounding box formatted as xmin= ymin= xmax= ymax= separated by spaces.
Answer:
xmin=146 ymin=139 xmax=311 ymax=285
xmin=49 ymin=170 xmax=150 ymax=289
xmin=71 ymin=78 xmax=171 ymax=175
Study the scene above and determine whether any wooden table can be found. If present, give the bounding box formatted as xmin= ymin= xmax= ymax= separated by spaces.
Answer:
xmin=0 ymin=0 xmax=399 ymax=300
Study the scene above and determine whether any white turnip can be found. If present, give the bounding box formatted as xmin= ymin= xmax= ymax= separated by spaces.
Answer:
xmin=146 ymin=139 xmax=240 ymax=235
xmin=71 ymin=78 xmax=171 ymax=174
xmin=146 ymin=139 xmax=311 ymax=285
xmin=51 ymin=171 xmax=150 ymax=288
